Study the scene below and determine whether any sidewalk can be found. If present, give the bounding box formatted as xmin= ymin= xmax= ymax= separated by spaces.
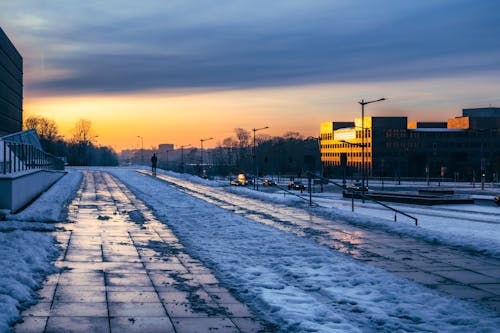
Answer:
xmin=15 ymin=171 xmax=265 ymax=333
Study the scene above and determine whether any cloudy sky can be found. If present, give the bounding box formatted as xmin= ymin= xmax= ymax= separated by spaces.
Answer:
xmin=1 ymin=0 xmax=500 ymax=150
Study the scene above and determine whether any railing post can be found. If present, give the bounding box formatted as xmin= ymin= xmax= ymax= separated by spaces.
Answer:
xmin=2 ymin=142 xmax=4 ymax=174
xmin=351 ymin=191 xmax=354 ymax=212
xmin=9 ymin=142 xmax=12 ymax=173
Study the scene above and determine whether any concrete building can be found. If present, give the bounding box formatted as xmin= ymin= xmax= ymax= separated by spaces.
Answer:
xmin=320 ymin=108 xmax=500 ymax=181
xmin=0 ymin=27 xmax=23 ymax=136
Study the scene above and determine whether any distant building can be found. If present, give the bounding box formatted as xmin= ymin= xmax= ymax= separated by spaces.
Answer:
xmin=320 ymin=108 xmax=500 ymax=181
xmin=158 ymin=144 xmax=174 ymax=152
xmin=0 ymin=27 xmax=23 ymax=136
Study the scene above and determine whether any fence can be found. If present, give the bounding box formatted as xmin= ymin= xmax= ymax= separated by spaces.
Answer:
xmin=1 ymin=140 xmax=64 ymax=175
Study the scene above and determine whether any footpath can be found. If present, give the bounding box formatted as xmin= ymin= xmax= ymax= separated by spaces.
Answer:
xmin=15 ymin=171 xmax=265 ymax=333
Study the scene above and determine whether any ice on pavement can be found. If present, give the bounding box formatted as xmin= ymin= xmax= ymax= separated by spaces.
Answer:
xmin=111 ymin=169 xmax=500 ymax=332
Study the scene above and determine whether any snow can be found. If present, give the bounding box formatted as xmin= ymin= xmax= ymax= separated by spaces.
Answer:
xmin=110 ymin=169 xmax=500 ymax=332
xmin=0 ymin=169 xmax=81 ymax=331
xmin=8 ymin=169 xmax=83 ymax=222
xmin=0 ymin=227 xmax=59 ymax=332
xmin=142 ymin=169 xmax=500 ymax=258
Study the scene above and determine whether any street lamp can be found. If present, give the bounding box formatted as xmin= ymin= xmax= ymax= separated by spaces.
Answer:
xmin=165 ymin=149 xmax=174 ymax=170
xmin=180 ymin=144 xmax=191 ymax=173
xmin=359 ymin=98 xmax=387 ymax=199
xmin=137 ymin=136 xmax=144 ymax=165
xmin=340 ymin=139 xmax=366 ymax=187
xmin=253 ymin=126 xmax=269 ymax=190
xmin=200 ymin=137 xmax=214 ymax=174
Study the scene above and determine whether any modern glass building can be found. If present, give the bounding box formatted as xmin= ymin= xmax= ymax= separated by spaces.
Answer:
xmin=0 ymin=27 xmax=23 ymax=137
xmin=320 ymin=108 xmax=500 ymax=181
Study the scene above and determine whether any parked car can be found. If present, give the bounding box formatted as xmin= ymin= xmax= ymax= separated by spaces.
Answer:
xmin=288 ymin=180 xmax=306 ymax=191
xmin=262 ymin=179 xmax=277 ymax=187
xmin=494 ymin=195 xmax=500 ymax=206
xmin=345 ymin=182 xmax=368 ymax=192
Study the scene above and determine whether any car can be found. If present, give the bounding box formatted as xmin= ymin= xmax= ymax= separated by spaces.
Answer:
xmin=262 ymin=179 xmax=277 ymax=187
xmin=494 ymin=195 xmax=500 ymax=206
xmin=230 ymin=173 xmax=250 ymax=186
xmin=288 ymin=180 xmax=306 ymax=191
xmin=230 ymin=179 xmax=242 ymax=186
xmin=345 ymin=182 xmax=368 ymax=192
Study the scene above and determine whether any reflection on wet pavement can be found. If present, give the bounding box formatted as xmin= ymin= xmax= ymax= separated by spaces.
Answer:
xmin=150 ymin=171 xmax=500 ymax=312
xmin=15 ymin=171 xmax=268 ymax=333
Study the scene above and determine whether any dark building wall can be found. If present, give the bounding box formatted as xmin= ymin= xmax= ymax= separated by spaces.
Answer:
xmin=417 ymin=122 xmax=447 ymax=128
xmin=0 ymin=27 xmax=23 ymax=137
xmin=463 ymin=107 xmax=500 ymax=117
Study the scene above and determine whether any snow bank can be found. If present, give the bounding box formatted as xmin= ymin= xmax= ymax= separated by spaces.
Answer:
xmin=8 ymin=170 xmax=82 ymax=222
xmin=110 ymin=169 xmax=500 ymax=332
xmin=0 ymin=226 xmax=59 ymax=332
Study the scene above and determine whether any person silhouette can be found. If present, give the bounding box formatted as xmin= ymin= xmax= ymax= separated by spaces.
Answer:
xmin=151 ymin=153 xmax=158 ymax=176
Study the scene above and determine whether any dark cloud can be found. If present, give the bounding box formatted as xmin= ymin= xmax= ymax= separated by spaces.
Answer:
xmin=2 ymin=0 xmax=500 ymax=95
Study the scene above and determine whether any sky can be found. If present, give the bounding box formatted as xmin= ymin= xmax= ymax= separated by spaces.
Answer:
xmin=1 ymin=0 xmax=500 ymax=151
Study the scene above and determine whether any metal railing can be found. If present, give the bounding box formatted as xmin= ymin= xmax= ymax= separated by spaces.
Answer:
xmin=305 ymin=171 xmax=418 ymax=226
xmin=1 ymin=140 xmax=64 ymax=175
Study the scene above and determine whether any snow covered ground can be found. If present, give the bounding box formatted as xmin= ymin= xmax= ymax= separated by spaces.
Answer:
xmin=150 ymin=168 xmax=500 ymax=258
xmin=0 ymin=170 xmax=82 ymax=332
xmin=110 ymin=169 xmax=500 ymax=332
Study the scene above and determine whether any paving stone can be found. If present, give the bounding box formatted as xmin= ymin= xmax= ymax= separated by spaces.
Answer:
xmin=54 ymin=288 xmax=106 ymax=303
xmin=109 ymin=316 xmax=175 ymax=333
xmin=106 ymin=273 xmax=153 ymax=286
xmin=107 ymin=291 xmax=161 ymax=303
xmin=50 ymin=301 xmax=108 ymax=316
xmin=172 ymin=317 xmax=239 ymax=333
xmin=45 ymin=316 xmax=109 ymax=333
xmin=108 ymin=302 xmax=166 ymax=317
xmin=160 ymin=290 xmax=212 ymax=304
xmin=15 ymin=316 xmax=47 ymax=333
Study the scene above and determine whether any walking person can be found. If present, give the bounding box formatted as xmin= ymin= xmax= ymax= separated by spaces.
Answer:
xmin=151 ymin=153 xmax=158 ymax=176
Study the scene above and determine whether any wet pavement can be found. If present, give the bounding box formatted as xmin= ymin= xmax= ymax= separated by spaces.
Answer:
xmin=150 ymin=171 xmax=500 ymax=312
xmin=15 ymin=171 xmax=265 ymax=333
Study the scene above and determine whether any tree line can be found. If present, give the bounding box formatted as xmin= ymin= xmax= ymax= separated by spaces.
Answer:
xmin=24 ymin=116 xmax=118 ymax=166
xmin=191 ymin=128 xmax=321 ymax=178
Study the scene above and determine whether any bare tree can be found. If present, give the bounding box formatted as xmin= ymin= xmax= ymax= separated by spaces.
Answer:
xmin=24 ymin=115 xmax=60 ymax=140
xmin=72 ymin=119 xmax=96 ymax=144
xmin=283 ymin=131 xmax=304 ymax=140
xmin=234 ymin=128 xmax=250 ymax=148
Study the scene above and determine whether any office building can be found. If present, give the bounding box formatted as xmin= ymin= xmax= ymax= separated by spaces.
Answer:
xmin=320 ymin=108 xmax=500 ymax=181
xmin=0 ymin=27 xmax=23 ymax=137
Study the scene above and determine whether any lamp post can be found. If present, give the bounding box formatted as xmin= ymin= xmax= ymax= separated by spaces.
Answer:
xmin=200 ymin=137 xmax=214 ymax=175
xmin=165 ymin=149 xmax=174 ymax=170
xmin=180 ymin=144 xmax=191 ymax=173
xmin=137 ymin=136 xmax=144 ymax=165
xmin=359 ymin=98 xmax=386 ymax=199
xmin=252 ymin=126 xmax=269 ymax=190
